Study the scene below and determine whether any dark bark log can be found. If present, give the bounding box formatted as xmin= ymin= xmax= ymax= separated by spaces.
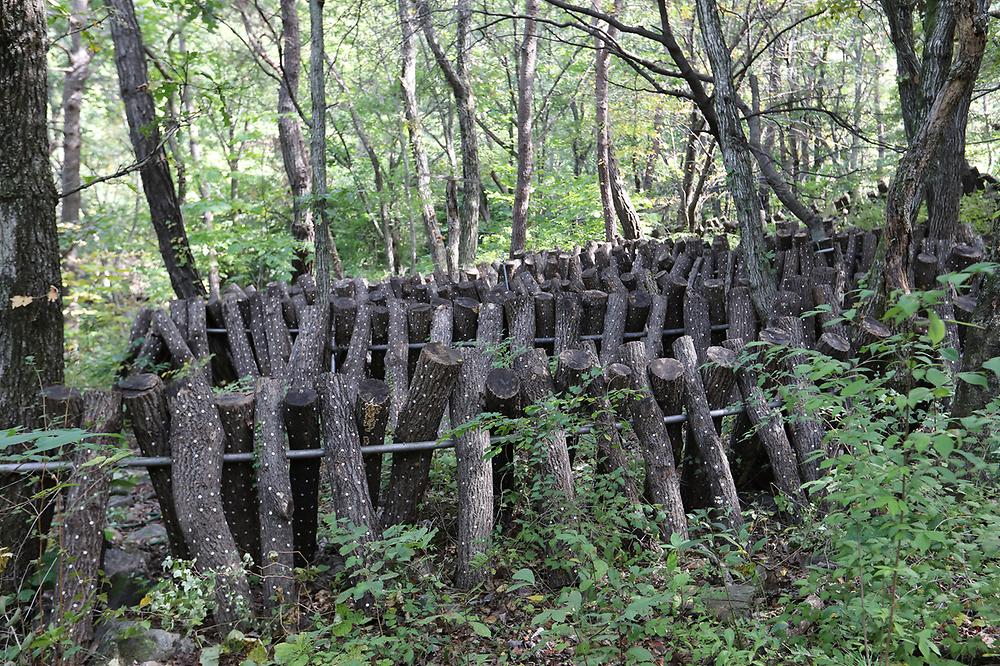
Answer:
xmin=339 ymin=301 xmax=372 ymax=401
xmin=215 ymin=392 xmax=262 ymax=563
xmin=284 ymin=386 xmax=321 ymax=565
xmin=580 ymin=289 xmax=608 ymax=337
xmin=119 ymin=374 xmax=188 ymax=558
xmin=599 ymin=292 xmax=628 ymax=366
xmin=485 ymin=367 xmax=520 ymax=525
xmin=647 ymin=357 xmax=686 ymax=467
xmin=356 ymin=379 xmax=390 ymax=509
xmin=683 ymin=260 xmax=712 ymax=365
xmin=505 ymin=294 xmax=537 ymax=351
xmin=724 ymin=338 xmax=805 ymax=509
xmin=554 ymin=292 xmax=582 ymax=356
xmin=644 ymin=294 xmax=669 ymax=359
xmin=515 ymin=348 xmax=575 ymax=499
xmin=107 ymin=0 xmax=205 ymax=298
xmin=222 ymin=295 xmax=260 ymax=380
xmin=168 ymin=375 xmax=252 ymax=629
xmin=317 ymin=373 xmax=379 ymax=613
xmin=452 ymin=302 xmax=503 ymax=588
xmin=254 ymin=376 xmax=297 ymax=613
xmin=611 ymin=342 xmax=687 ymax=537
xmin=381 ymin=343 xmax=463 ymax=527
xmin=672 ymin=335 xmax=742 ymax=529
xmin=54 ymin=390 xmax=121 ymax=664
xmin=386 ymin=299 xmax=410 ymax=429
xmin=726 ymin=285 xmax=758 ymax=342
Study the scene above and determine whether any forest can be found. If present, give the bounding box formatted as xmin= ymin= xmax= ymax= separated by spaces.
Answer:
xmin=1 ymin=0 xmax=999 ymax=663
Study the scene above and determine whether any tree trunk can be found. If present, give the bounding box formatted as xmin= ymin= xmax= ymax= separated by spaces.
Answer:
xmin=0 ymin=0 xmax=65 ymax=598
xmin=510 ymin=0 xmax=539 ymax=258
xmin=692 ymin=0 xmax=776 ymax=317
xmin=107 ymin=0 xmax=205 ymax=299
xmin=279 ymin=0 xmax=315 ymax=278
xmin=309 ymin=0 xmax=343 ymax=297
xmin=59 ymin=0 xmax=92 ymax=232
xmin=878 ymin=0 xmax=989 ymax=305
xmin=417 ymin=0 xmax=483 ymax=266
xmin=398 ymin=0 xmax=448 ymax=272
xmin=593 ymin=0 xmax=641 ymax=241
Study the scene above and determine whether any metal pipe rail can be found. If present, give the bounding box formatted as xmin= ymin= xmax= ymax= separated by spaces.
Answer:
xmin=0 ymin=401 xmax=768 ymax=474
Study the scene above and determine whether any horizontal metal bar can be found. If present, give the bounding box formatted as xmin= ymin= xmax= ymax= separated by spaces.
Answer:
xmin=0 ymin=401 xmax=769 ymax=474
xmin=203 ymin=324 xmax=730 ymax=351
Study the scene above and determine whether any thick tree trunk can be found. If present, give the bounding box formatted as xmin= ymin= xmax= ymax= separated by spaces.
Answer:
xmin=510 ymin=0 xmax=539 ymax=258
xmin=0 ymin=0 xmax=65 ymax=598
xmin=398 ymin=0 xmax=448 ymax=272
xmin=878 ymin=0 xmax=989 ymax=305
xmin=279 ymin=0 xmax=315 ymax=278
xmin=309 ymin=0 xmax=343 ymax=296
xmin=107 ymin=0 xmax=205 ymax=299
xmin=59 ymin=0 xmax=92 ymax=231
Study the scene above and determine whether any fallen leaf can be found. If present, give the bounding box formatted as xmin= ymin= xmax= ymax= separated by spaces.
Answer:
xmin=47 ymin=285 xmax=59 ymax=302
xmin=10 ymin=295 xmax=33 ymax=308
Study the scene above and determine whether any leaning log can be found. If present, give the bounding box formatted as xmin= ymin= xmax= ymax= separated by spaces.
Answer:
xmin=380 ymin=343 xmax=463 ymax=528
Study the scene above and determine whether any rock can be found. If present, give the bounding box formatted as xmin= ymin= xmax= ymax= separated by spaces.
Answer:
xmin=113 ymin=624 xmax=196 ymax=664
xmin=701 ymin=583 xmax=756 ymax=621
xmin=126 ymin=523 xmax=168 ymax=548
xmin=108 ymin=494 xmax=132 ymax=509
xmin=103 ymin=547 xmax=150 ymax=608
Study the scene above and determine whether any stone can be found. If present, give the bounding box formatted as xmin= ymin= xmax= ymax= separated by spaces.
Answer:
xmin=103 ymin=547 xmax=150 ymax=609
xmin=702 ymin=583 xmax=756 ymax=621
xmin=115 ymin=625 xmax=196 ymax=664
xmin=126 ymin=523 xmax=168 ymax=547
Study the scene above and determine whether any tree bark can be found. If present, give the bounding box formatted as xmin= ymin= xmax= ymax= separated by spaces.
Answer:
xmin=54 ymin=390 xmax=121 ymax=665
xmin=0 ymin=0 xmax=65 ymax=598
xmin=510 ymin=0 xmax=540 ymax=258
xmin=279 ymin=0 xmax=315 ymax=278
xmin=418 ymin=0 xmax=483 ymax=266
xmin=107 ymin=0 xmax=205 ymax=299
xmin=380 ymin=342 xmax=464 ymax=527
xmin=693 ymin=0 xmax=776 ymax=318
xmin=398 ymin=0 xmax=448 ymax=272
xmin=309 ymin=0 xmax=344 ymax=296
xmin=168 ymin=375 xmax=252 ymax=630
xmin=452 ymin=302 xmax=503 ymax=588
xmin=59 ymin=0 xmax=92 ymax=233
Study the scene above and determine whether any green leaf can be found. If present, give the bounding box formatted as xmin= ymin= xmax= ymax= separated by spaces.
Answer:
xmin=511 ymin=568 xmax=535 ymax=586
xmin=927 ymin=312 xmax=945 ymax=344
xmin=625 ymin=645 xmax=655 ymax=662
xmin=982 ymin=356 xmax=1000 ymax=378
xmin=958 ymin=372 xmax=989 ymax=388
xmin=468 ymin=620 xmax=492 ymax=638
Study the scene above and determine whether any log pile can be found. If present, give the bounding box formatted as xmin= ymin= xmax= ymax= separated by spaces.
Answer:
xmin=38 ymin=223 xmax=980 ymax=623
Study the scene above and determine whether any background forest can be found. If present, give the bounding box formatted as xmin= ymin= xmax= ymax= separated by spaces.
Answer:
xmin=51 ymin=0 xmax=999 ymax=385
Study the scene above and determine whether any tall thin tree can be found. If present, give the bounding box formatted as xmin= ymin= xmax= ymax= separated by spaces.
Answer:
xmin=309 ymin=0 xmax=343 ymax=298
xmin=107 ymin=0 xmax=205 ymax=299
xmin=59 ymin=0 xmax=93 ymax=233
xmin=510 ymin=0 xmax=539 ymax=258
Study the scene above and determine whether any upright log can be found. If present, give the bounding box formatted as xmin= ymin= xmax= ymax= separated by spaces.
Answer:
xmin=610 ymin=342 xmax=687 ymax=538
xmin=355 ymin=378 xmax=390 ymax=509
xmin=554 ymin=291 xmax=581 ymax=355
xmin=215 ymin=392 xmax=261 ymax=563
xmin=599 ymin=292 xmax=628 ymax=366
xmin=221 ymin=294 xmax=260 ymax=379
xmin=723 ymin=339 xmax=805 ymax=508
xmin=168 ymin=375 xmax=252 ymax=629
xmin=254 ymin=377 xmax=297 ymax=613
xmin=386 ymin=298 xmax=409 ymax=430
xmin=451 ymin=302 xmax=503 ymax=589
xmin=119 ymin=373 xmax=187 ymax=558
xmin=54 ymin=390 xmax=121 ymax=664
xmin=515 ymin=348 xmax=574 ymax=499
